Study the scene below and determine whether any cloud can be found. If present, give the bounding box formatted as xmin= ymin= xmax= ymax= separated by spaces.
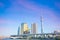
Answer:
xmin=0 ymin=2 xmax=4 ymax=7
xmin=1 ymin=0 xmax=59 ymax=23
xmin=55 ymin=2 xmax=60 ymax=9
xmin=16 ymin=0 xmax=58 ymax=20
xmin=0 ymin=19 xmax=15 ymax=24
xmin=6 ymin=0 xmax=59 ymax=23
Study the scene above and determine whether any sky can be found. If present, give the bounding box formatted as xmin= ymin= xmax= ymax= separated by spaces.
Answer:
xmin=0 ymin=0 xmax=60 ymax=36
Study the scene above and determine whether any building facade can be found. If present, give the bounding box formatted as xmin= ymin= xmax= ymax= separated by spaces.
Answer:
xmin=21 ymin=23 xmax=30 ymax=34
xmin=31 ymin=23 xmax=37 ymax=34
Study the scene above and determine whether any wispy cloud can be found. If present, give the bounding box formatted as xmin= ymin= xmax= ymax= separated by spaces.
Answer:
xmin=54 ymin=1 xmax=60 ymax=9
xmin=16 ymin=0 xmax=59 ymax=21
xmin=0 ymin=19 xmax=15 ymax=24
xmin=0 ymin=2 xmax=3 ymax=7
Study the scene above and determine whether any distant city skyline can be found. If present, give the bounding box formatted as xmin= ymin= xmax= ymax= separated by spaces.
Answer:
xmin=0 ymin=0 xmax=60 ymax=36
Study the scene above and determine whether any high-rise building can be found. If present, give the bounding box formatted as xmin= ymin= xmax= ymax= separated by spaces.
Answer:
xmin=31 ymin=23 xmax=37 ymax=34
xmin=17 ymin=26 xmax=20 ymax=35
xmin=54 ymin=30 xmax=60 ymax=34
xmin=17 ymin=25 xmax=22 ymax=35
xmin=21 ymin=23 xmax=30 ymax=34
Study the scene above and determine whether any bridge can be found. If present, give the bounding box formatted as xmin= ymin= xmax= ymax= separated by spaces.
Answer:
xmin=10 ymin=33 xmax=60 ymax=39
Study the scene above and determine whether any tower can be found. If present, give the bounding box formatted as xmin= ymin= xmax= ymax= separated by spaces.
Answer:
xmin=40 ymin=16 xmax=43 ymax=34
xmin=31 ymin=23 xmax=37 ymax=34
